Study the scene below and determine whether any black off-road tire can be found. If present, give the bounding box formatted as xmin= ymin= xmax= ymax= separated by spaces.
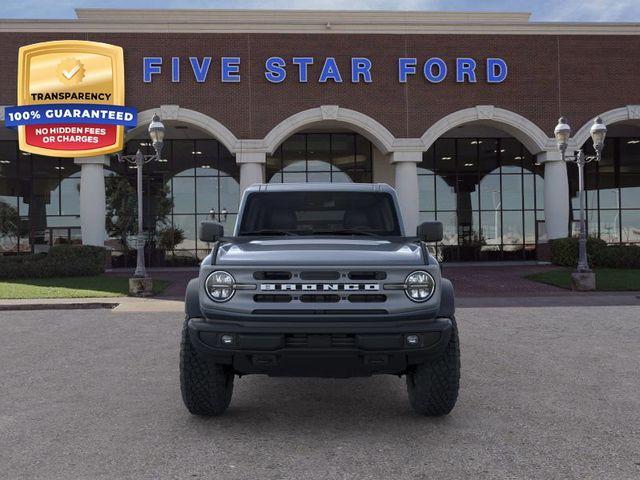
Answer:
xmin=406 ymin=317 xmax=460 ymax=416
xmin=180 ymin=318 xmax=234 ymax=416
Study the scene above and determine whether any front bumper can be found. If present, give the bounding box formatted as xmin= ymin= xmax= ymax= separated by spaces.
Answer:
xmin=188 ymin=317 xmax=452 ymax=377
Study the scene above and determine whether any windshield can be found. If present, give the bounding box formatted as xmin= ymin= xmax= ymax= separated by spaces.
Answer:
xmin=238 ymin=191 xmax=402 ymax=236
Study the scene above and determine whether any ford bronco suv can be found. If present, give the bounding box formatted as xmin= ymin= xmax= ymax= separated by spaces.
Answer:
xmin=180 ymin=183 xmax=459 ymax=416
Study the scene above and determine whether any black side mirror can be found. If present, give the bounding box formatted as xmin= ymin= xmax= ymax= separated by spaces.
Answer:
xmin=198 ymin=221 xmax=224 ymax=243
xmin=417 ymin=221 xmax=443 ymax=242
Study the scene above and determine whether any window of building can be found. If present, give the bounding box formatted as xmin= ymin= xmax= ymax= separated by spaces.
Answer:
xmin=266 ymin=133 xmax=373 ymax=184
xmin=569 ymin=137 xmax=640 ymax=245
xmin=418 ymin=137 xmax=543 ymax=261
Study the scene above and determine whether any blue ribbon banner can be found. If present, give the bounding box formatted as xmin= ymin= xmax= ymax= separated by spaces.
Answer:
xmin=4 ymin=104 xmax=138 ymax=128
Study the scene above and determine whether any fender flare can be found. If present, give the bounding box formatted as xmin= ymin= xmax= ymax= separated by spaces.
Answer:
xmin=437 ymin=278 xmax=455 ymax=318
xmin=185 ymin=278 xmax=202 ymax=319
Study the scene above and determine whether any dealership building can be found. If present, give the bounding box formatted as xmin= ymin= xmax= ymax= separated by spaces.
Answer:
xmin=0 ymin=9 xmax=639 ymax=264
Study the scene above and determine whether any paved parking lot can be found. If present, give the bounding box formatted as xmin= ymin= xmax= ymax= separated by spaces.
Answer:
xmin=1 ymin=306 xmax=639 ymax=479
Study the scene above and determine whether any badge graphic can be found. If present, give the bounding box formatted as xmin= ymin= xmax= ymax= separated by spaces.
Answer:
xmin=5 ymin=40 xmax=137 ymax=157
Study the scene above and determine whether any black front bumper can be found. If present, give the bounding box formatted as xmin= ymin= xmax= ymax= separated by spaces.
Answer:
xmin=188 ymin=317 xmax=452 ymax=377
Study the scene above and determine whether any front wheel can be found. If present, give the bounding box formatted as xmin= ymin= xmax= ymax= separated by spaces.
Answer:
xmin=180 ymin=318 xmax=234 ymax=416
xmin=406 ymin=317 xmax=460 ymax=416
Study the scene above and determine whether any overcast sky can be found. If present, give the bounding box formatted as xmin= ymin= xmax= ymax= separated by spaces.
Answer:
xmin=0 ymin=0 xmax=638 ymax=22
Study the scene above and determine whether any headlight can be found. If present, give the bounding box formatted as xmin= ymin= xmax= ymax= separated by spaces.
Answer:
xmin=205 ymin=271 xmax=235 ymax=302
xmin=404 ymin=270 xmax=435 ymax=302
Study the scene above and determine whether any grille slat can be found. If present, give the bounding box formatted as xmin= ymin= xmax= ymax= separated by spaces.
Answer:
xmin=284 ymin=334 xmax=356 ymax=349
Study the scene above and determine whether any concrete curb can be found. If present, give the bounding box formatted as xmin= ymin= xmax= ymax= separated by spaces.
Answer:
xmin=0 ymin=302 xmax=120 ymax=311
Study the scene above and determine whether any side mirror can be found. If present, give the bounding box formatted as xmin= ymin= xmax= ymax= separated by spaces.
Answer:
xmin=198 ymin=221 xmax=224 ymax=243
xmin=417 ymin=221 xmax=443 ymax=242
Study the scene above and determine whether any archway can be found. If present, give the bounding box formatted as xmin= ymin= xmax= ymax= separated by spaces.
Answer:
xmin=418 ymin=116 xmax=549 ymax=261
xmin=111 ymin=112 xmax=241 ymax=266
xmin=569 ymin=107 xmax=640 ymax=245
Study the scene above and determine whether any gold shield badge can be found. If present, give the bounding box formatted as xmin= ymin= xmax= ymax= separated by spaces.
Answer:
xmin=15 ymin=40 xmax=126 ymax=157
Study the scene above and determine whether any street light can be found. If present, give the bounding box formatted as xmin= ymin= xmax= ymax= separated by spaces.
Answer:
xmin=117 ymin=113 xmax=165 ymax=279
xmin=553 ymin=116 xmax=607 ymax=277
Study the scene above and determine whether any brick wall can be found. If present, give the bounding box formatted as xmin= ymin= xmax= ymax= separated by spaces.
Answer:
xmin=0 ymin=32 xmax=638 ymax=140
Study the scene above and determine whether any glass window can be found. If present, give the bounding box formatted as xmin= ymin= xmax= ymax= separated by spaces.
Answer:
xmin=171 ymin=214 xmax=196 ymax=250
xmin=238 ymin=191 xmax=402 ymax=236
xmin=434 ymin=139 xmax=456 ymax=176
xmin=282 ymin=134 xmax=306 ymax=172
xmin=501 ymin=175 xmax=523 ymax=210
xmin=267 ymin=133 xmax=371 ymax=185
xmin=599 ymin=210 xmax=620 ymax=243
xmin=307 ymin=134 xmax=331 ymax=172
xmin=620 ymin=174 xmax=640 ymax=209
xmin=500 ymin=138 xmax=523 ymax=174
xmin=621 ymin=210 xmax=640 ymax=243
xmin=195 ymin=177 xmax=218 ymax=214
xmin=418 ymin=175 xmax=435 ymax=211
xmin=60 ymin=177 xmax=80 ymax=215
xmin=477 ymin=139 xmax=498 ymax=174
xmin=173 ymin=140 xmax=195 ymax=176
xmin=456 ymin=139 xmax=478 ymax=173
xmin=172 ymin=177 xmax=195 ymax=214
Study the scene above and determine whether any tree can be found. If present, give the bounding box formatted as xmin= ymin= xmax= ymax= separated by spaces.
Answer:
xmin=105 ymin=176 xmax=173 ymax=251
xmin=0 ymin=201 xmax=21 ymax=250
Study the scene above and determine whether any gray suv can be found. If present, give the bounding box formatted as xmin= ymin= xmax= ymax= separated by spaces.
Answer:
xmin=181 ymin=183 xmax=459 ymax=416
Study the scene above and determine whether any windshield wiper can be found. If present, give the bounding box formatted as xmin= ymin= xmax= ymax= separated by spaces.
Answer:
xmin=240 ymin=229 xmax=300 ymax=236
xmin=311 ymin=229 xmax=381 ymax=237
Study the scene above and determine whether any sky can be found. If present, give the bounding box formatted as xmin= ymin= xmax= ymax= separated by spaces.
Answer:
xmin=0 ymin=0 xmax=639 ymax=22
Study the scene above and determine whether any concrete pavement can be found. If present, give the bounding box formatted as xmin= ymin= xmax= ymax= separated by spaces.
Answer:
xmin=1 ymin=306 xmax=639 ymax=479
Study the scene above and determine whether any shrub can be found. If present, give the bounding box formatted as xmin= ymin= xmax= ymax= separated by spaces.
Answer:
xmin=593 ymin=244 xmax=640 ymax=268
xmin=157 ymin=226 xmax=185 ymax=252
xmin=0 ymin=245 xmax=106 ymax=279
xmin=550 ymin=237 xmax=640 ymax=268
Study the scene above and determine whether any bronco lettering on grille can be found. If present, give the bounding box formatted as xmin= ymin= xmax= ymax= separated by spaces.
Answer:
xmin=260 ymin=283 xmax=380 ymax=291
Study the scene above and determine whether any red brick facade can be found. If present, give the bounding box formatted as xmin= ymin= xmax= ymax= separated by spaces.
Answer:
xmin=0 ymin=32 xmax=638 ymax=140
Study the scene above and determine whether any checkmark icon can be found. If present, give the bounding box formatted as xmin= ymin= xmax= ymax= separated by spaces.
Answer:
xmin=62 ymin=64 xmax=80 ymax=79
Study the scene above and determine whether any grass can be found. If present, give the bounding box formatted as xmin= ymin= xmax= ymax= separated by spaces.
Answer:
xmin=0 ymin=276 xmax=170 ymax=299
xmin=526 ymin=268 xmax=640 ymax=291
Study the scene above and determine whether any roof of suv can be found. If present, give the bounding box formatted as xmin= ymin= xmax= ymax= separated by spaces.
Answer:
xmin=246 ymin=183 xmax=395 ymax=193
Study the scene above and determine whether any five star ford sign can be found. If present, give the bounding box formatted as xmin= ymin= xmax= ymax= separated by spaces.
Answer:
xmin=4 ymin=40 xmax=137 ymax=158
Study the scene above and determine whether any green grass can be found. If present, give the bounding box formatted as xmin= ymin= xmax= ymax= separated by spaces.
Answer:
xmin=0 ymin=276 xmax=170 ymax=299
xmin=526 ymin=268 xmax=640 ymax=291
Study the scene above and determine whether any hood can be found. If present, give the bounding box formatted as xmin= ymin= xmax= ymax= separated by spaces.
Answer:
xmin=216 ymin=238 xmax=424 ymax=266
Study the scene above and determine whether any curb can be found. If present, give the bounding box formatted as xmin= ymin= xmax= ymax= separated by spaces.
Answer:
xmin=0 ymin=302 xmax=120 ymax=312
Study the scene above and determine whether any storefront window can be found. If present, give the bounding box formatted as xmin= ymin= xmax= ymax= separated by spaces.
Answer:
xmin=419 ymin=137 xmax=543 ymax=261
xmin=106 ymin=138 xmax=240 ymax=266
xmin=267 ymin=133 xmax=373 ymax=184
xmin=569 ymin=137 xmax=640 ymax=245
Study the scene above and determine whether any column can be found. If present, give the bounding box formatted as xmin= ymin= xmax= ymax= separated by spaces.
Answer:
xmin=74 ymin=155 xmax=109 ymax=246
xmin=391 ymin=151 xmax=422 ymax=235
xmin=538 ymin=151 xmax=569 ymax=239
xmin=236 ymin=151 xmax=266 ymax=193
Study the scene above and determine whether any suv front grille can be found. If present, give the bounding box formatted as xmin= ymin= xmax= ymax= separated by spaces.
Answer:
xmin=285 ymin=334 xmax=356 ymax=349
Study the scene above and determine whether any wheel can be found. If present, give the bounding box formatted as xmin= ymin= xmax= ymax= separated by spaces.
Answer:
xmin=406 ymin=317 xmax=460 ymax=416
xmin=180 ymin=317 xmax=234 ymax=416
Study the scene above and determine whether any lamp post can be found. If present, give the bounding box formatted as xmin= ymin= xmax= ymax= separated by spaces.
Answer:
xmin=553 ymin=116 xmax=607 ymax=288
xmin=117 ymin=114 xmax=165 ymax=283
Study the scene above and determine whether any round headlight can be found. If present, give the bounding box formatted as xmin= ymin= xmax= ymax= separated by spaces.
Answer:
xmin=205 ymin=271 xmax=235 ymax=302
xmin=405 ymin=270 xmax=435 ymax=302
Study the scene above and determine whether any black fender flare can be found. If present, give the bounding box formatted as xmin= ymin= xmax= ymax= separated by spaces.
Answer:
xmin=185 ymin=278 xmax=202 ymax=319
xmin=437 ymin=278 xmax=455 ymax=318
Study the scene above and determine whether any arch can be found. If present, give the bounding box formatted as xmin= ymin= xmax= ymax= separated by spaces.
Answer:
xmin=127 ymin=106 xmax=240 ymax=154
xmin=263 ymin=105 xmax=396 ymax=155
xmin=420 ymin=106 xmax=552 ymax=154
xmin=572 ymin=105 xmax=640 ymax=148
